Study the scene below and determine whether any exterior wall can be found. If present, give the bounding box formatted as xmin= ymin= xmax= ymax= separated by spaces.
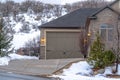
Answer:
xmin=89 ymin=8 xmax=119 ymax=49
xmin=111 ymin=1 xmax=120 ymax=13
xmin=40 ymin=28 xmax=46 ymax=59
xmin=40 ymin=28 xmax=81 ymax=59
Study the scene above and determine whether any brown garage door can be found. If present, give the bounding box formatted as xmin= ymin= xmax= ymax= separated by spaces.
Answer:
xmin=46 ymin=32 xmax=83 ymax=59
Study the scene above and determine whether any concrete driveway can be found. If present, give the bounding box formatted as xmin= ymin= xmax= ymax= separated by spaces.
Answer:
xmin=0 ymin=58 xmax=82 ymax=76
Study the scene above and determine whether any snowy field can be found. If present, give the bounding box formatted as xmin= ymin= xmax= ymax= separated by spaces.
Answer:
xmin=0 ymin=54 xmax=38 ymax=66
xmin=53 ymin=61 xmax=120 ymax=80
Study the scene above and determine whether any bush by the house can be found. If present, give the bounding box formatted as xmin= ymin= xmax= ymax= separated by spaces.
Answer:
xmin=102 ymin=50 xmax=116 ymax=67
xmin=88 ymin=33 xmax=115 ymax=69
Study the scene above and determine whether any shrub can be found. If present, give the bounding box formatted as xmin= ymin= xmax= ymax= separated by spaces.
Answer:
xmin=88 ymin=33 xmax=105 ymax=68
xmin=88 ymin=33 xmax=116 ymax=69
xmin=102 ymin=50 xmax=116 ymax=67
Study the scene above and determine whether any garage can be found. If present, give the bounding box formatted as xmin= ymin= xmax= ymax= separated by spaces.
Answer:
xmin=39 ymin=8 xmax=97 ymax=59
xmin=46 ymin=32 xmax=83 ymax=59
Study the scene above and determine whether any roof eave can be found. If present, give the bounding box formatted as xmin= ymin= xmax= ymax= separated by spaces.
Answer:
xmin=39 ymin=26 xmax=84 ymax=29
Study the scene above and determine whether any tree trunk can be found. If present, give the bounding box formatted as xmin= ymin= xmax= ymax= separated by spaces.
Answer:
xmin=115 ymin=57 xmax=119 ymax=73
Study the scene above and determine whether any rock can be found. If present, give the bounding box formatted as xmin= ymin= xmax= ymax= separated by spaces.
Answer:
xmin=97 ymin=69 xmax=105 ymax=74
xmin=94 ymin=69 xmax=105 ymax=75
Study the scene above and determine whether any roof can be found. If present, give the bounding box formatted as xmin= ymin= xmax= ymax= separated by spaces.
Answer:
xmin=39 ymin=0 xmax=119 ymax=29
xmin=39 ymin=8 xmax=99 ymax=28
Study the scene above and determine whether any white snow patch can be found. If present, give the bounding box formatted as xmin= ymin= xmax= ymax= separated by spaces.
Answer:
xmin=12 ymin=30 xmax=40 ymax=49
xmin=0 ymin=57 xmax=10 ymax=66
xmin=63 ymin=61 xmax=93 ymax=76
xmin=104 ymin=67 xmax=113 ymax=75
xmin=117 ymin=65 xmax=120 ymax=75
xmin=53 ymin=75 xmax=120 ymax=80
xmin=53 ymin=61 xmax=120 ymax=80
xmin=0 ymin=54 xmax=38 ymax=66
xmin=9 ymin=54 xmax=38 ymax=60
xmin=13 ymin=22 xmax=23 ymax=32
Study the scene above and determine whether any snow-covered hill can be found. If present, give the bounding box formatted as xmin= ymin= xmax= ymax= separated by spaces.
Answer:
xmin=4 ymin=8 xmax=67 ymax=50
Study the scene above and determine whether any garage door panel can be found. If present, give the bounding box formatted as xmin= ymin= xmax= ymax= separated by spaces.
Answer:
xmin=57 ymin=38 xmax=65 ymax=50
xmin=47 ymin=32 xmax=57 ymax=38
xmin=46 ymin=32 xmax=82 ymax=59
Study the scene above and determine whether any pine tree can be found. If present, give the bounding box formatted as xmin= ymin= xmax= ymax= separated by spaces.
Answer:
xmin=88 ymin=33 xmax=115 ymax=68
xmin=88 ymin=33 xmax=105 ymax=68
xmin=0 ymin=18 xmax=13 ymax=57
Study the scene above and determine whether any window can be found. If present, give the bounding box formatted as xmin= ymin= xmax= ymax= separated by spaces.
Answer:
xmin=100 ymin=24 xmax=113 ymax=41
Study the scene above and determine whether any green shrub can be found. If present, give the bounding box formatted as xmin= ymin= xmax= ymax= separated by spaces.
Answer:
xmin=88 ymin=33 xmax=105 ymax=68
xmin=88 ymin=33 xmax=116 ymax=69
xmin=102 ymin=50 xmax=116 ymax=67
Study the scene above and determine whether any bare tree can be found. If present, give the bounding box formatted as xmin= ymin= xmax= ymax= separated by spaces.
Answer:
xmin=112 ymin=20 xmax=120 ymax=73
xmin=82 ymin=0 xmax=109 ymax=8
xmin=64 ymin=0 xmax=110 ymax=13
xmin=53 ymin=5 xmax=63 ymax=17
xmin=24 ymin=36 xmax=40 ymax=56
xmin=2 ymin=0 xmax=15 ymax=16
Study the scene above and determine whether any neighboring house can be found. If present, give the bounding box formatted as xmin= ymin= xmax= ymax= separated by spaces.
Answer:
xmin=39 ymin=0 xmax=120 ymax=59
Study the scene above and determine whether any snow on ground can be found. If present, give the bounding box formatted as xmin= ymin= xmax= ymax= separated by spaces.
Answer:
xmin=53 ymin=61 xmax=120 ymax=80
xmin=10 ymin=13 xmax=41 ymax=49
xmin=12 ymin=30 xmax=40 ymax=49
xmin=0 ymin=54 xmax=38 ymax=66
xmin=63 ymin=61 xmax=93 ymax=76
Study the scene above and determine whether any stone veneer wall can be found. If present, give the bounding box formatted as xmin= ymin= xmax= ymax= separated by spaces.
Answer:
xmin=89 ymin=8 xmax=120 ymax=50
xmin=40 ymin=28 xmax=46 ymax=59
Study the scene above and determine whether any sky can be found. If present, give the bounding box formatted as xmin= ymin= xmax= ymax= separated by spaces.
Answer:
xmin=1 ymin=0 xmax=113 ymax=5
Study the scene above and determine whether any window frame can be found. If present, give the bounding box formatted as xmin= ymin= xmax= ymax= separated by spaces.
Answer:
xmin=100 ymin=23 xmax=113 ymax=42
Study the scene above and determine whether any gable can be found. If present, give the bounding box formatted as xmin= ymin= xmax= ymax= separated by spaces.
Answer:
xmin=95 ymin=8 xmax=118 ymax=25
xmin=111 ymin=0 xmax=120 ymax=13
xmin=91 ymin=0 xmax=120 ymax=17
xmin=91 ymin=7 xmax=120 ymax=17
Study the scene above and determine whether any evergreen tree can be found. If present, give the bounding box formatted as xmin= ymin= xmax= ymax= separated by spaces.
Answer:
xmin=88 ymin=33 xmax=105 ymax=68
xmin=0 ymin=18 xmax=13 ymax=57
xmin=88 ymin=33 xmax=115 ymax=68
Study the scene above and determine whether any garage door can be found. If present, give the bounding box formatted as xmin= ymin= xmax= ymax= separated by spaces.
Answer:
xmin=46 ymin=32 xmax=83 ymax=59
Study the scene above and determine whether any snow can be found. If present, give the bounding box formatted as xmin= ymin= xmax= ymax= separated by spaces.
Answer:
xmin=12 ymin=30 xmax=40 ymax=49
xmin=103 ymin=67 xmax=113 ymax=75
xmin=0 ymin=54 xmax=38 ymax=66
xmin=54 ymin=75 xmax=120 ymax=80
xmin=9 ymin=54 xmax=38 ymax=60
xmin=53 ymin=61 xmax=120 ymax=80
xmin=13 ymin=22 xmax=23 ymax=32
xmin=0 ymin=57 xmax=10 ymax=66
xmin=117 ymin=65 xmax=120 ymax=75
xmin=6 ymin=11 xmax=60 ymax=49
xmin=3 ymin=6 xmax=67 ymax=50
xmin=63 ymin=61 xmax=93 ymax=76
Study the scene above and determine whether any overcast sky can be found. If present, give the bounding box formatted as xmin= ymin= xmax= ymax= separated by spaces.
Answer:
xmin=1 ymin=0 xmax=113 ymax=5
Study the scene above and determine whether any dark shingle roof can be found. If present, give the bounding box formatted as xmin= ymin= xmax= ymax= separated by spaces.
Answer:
xmin=39 ymin=8 xmax=99 ymax=28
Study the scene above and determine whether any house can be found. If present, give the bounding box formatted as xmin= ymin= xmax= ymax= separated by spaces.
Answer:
xmin=39 ymin=0 xmax=120 ymax=59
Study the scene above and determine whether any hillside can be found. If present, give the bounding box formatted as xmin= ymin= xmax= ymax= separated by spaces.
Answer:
xmin=3 ymin=8 xmax=67 ymax=50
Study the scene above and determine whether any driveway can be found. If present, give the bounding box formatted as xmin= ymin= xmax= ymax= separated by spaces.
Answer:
xmin=0 ymin=58 xmax=82 ymax=76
